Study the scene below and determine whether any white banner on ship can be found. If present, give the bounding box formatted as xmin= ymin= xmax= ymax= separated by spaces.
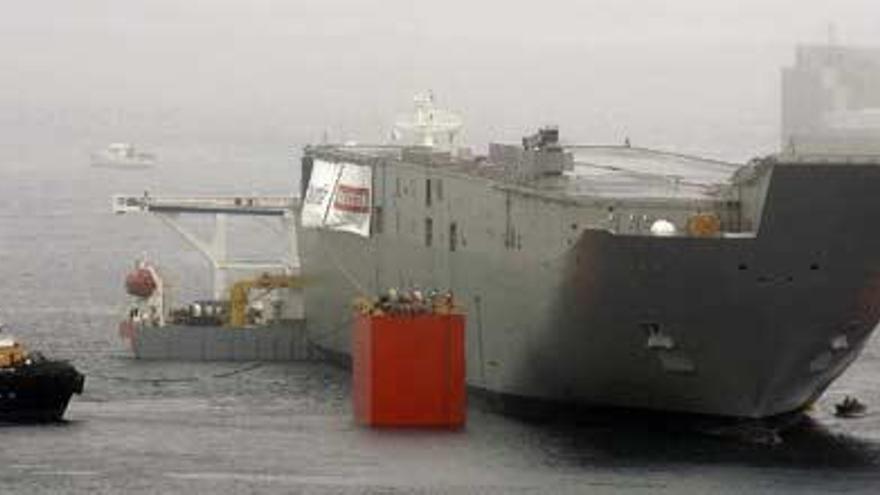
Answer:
xmin=301 ymin=159 xmax=342 ymax=228
xmin=324 ymin=161 xmax=372 ymax=237
xmin=301 ymin=159 xmax=372 ymax=237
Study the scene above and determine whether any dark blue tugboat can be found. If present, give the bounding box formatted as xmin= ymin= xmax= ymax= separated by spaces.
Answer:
xmin=835 ymin=396 xmax=868 ymax=419
xmin=0 ymin=335 xmax=84 ymax=423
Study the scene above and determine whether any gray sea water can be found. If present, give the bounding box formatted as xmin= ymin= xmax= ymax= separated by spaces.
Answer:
xmin=2 ymin=127 xmax=880 ymax=494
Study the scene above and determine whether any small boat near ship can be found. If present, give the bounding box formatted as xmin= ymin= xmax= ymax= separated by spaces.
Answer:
xmin=91 ymin=143 xmax=156 ymax=169
xmin=0 ymin=333 xmax=85 ymax=422
xmin=835 ymin=396 xmax=868 ymax=418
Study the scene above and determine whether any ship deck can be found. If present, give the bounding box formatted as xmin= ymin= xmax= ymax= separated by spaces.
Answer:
xmin=563 ymin=146 xmax=739 ymax=200
xmin=311 ymin=144 xmax=742 ymax=201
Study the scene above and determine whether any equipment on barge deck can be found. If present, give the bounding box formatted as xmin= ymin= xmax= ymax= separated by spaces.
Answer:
xmin=118 ymin=258 xmax=308 ymax=361
xmin=229 ymin=274 xmax=305 ymax=327
xmin=124 ymin=260 xmax=305 ymax=329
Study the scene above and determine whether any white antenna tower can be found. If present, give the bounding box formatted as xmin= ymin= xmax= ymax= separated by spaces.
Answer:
xmin=393 ymin=91 xmax=463 ymax=148
xmin=827 ymin=22 xmax=838 ymax=47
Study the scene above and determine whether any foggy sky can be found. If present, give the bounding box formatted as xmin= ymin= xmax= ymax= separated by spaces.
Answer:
xmin=3 ymin=1 xmax=880 ymax=160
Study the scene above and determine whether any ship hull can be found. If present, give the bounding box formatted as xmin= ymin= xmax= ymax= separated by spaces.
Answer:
xmin=90 ymin=152 xmax=156 ymax=169
xmin=0 ymin=361 xmax=85 ymax=423
xmin=301 ymin=160 xmax=880 ymax=419
xmin=121 ymin=322 xmax=311 ymax=362
xmin=91 ymin=160 xmax=155 ymax=170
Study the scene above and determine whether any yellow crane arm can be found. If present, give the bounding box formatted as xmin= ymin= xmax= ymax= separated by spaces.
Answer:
xmin=228 ymin=274 xmax=305 ymax=327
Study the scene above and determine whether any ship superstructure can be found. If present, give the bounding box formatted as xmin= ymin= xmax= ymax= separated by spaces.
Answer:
xmin=299 ymin=97 xmax=880 ymax=419
xmin=92 ymin=143 xmax=157 ymax=169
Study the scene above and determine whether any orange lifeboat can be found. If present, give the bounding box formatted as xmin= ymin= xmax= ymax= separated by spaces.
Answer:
xmin=687 ymin=212 xmax=721 ymax=238
xmin=125 ymin=267 xmax=157 ymax=298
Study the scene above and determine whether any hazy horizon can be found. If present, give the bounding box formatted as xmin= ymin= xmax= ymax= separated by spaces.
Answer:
xmin=3 ymin=1 xmax=880 ymax=161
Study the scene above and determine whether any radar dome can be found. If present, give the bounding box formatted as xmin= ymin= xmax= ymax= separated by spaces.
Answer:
xmin=650 ymin=219 xmax=677 ymax=237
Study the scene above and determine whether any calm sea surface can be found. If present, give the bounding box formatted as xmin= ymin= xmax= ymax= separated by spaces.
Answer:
xmin=1 ymin=129 xmax=880 ymax=494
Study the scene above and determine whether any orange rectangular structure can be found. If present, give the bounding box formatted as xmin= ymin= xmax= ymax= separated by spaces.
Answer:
xmin=353 ymin=312 xmax=466 ymax=427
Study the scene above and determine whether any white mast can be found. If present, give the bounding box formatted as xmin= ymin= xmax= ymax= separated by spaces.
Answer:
xmin=393 ymin=91 xmax=463 ymax=148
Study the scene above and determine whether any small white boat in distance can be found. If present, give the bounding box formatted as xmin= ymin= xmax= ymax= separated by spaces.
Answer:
xmin=91 ymin=143 xmax=157 ymax=169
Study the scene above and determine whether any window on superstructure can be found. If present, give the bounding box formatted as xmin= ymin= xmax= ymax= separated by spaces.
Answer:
xmin=425 ymin=178 xmax=432 ymax=207
xmin=449 ymin=222 xmax=457 ymax=252
xmin=425 ymin=217 xmax=434 ymax=247
xmin=395 ymin=178 xmax=401 ymax=198
xmin=373 ymin=206 xmax=384 ymax=235
xmin=436 ymin=179 xmax=444 ymax=202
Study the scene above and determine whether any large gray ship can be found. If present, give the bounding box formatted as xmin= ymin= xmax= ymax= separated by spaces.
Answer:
xmin=299 ymin=92 xmax=880 ymax=420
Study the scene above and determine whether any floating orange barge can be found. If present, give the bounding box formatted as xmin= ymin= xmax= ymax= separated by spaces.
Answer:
xmin=353 ymin=312 xmax=465 ymax=428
